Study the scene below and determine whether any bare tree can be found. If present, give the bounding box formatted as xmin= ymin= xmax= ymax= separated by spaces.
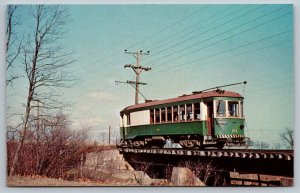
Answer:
xmin=98 ymin=132 xmax=107 ymax=144
xmin=280 ymin=128 xmax=294 ymax=149
xmin=112 ymin=130 xmax=120 ymax=145
xmin=6 ymin=5 xmax=23 ymax=86
xmin=273 ymin=143 xmax=281 ymax=150
xmin=9 ymin=5 xmax=76 ymax=176
xmin=254 ymin=140 xmax=269 ymax=149
xmin=178 ymin=160 xmax=226 ymax=186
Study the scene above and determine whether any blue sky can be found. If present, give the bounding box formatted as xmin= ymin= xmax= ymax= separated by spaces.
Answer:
xmin=6 ymin=4 xmax=294 ymax=146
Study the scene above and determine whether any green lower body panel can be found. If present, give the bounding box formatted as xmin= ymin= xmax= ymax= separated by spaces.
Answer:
xmin=125 ymin=121 xmax=205 ymax=139
xmin=122 ymin=118 xmax=245 ymax=141
xmin=214 ymin=118 xmax=245 ymax=136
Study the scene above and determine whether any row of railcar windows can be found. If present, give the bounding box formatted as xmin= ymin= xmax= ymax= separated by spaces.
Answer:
xmin=150 ymin=103 xmax=201 ymax=124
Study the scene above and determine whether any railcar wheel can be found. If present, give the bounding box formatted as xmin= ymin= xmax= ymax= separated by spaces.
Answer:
xmin=179 ymin=140 xmax=201 ymax=149
xmin=132 ymin=140 xmax=145 ymax=148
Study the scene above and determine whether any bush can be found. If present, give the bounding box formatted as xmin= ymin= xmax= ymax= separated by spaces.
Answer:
xmin=7 ymin=113 xmax=91 ymax=179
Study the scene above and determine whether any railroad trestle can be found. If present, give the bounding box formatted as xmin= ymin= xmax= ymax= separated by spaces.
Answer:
xmin=119 ymin=147 xmax=293 ymax=185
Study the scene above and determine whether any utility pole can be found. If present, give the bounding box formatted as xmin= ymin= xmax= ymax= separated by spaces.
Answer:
xmin=123 ymin=50 xmax=151 ymax=104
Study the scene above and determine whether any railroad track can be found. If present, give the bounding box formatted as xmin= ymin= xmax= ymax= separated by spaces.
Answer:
xmin=118 ymin=147 xmax=293 ymax=160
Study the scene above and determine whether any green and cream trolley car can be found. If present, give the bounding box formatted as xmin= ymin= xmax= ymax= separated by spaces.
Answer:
xmin=118 ymin=88 xmax=247 ymax=149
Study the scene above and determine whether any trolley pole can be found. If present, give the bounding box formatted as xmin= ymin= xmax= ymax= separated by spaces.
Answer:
xmin=123 ymin=50 xmax=151 ymax=104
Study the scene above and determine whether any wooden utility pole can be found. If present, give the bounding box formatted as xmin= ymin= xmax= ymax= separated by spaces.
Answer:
xmin=123 ymin=50 xmax=151 ymax=104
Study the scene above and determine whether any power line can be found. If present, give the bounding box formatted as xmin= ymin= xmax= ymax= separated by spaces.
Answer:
xmin=125 ymin=5 xmax=208 ymax=50
xmin=143 ymin=5 xmax=235 ymax=52
xmin=143 ymin=5 xmax=264 ymax=63
xmin=47 ymin=35 xmax=293 ymax=100
xmin=69 ymin=6 xmax=210 ymax=90
xmin=153 ymin=7 xmax=291 ymax=70
xmin=67 ymin=5 xmax=292 ymax=100
xmin=74 ymin=5 xmax=288 ymax=88
xmin=153 ymin=29 xmax=292 ymax=75
xmin=221 ymin=38 xmax=292 ymax=61
xmin=72 ymin=6 xmax=209 ymax=77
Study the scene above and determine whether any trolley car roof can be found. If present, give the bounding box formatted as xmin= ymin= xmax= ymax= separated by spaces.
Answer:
xmin=121 ymin=90 xmax=243 ymax=113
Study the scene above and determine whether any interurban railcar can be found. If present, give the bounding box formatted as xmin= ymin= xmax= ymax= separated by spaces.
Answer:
xmin=118 ymin=89 xmax=247 ymax=149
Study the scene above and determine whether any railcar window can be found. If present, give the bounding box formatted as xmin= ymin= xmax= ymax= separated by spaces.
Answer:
xmin=161 ymin=108 xmax=166 ymax=123
xmin=155 ymin=108 xmax=160 ymax=123
xmin=228 ymin=101 xmax=239 ymax=117
xmin=194 ymin=103 xmax=200 ymax=120
xmin=167 ymin=107 xmax=172 ymax=122
xmin=150 ymin=109 xmax=154 ymax=124
xmin=173 ymin=106 xmax=178 ymax=122
xmin=179 ymin=105 xmax=185 ymax=121
xmin=216 ymin=100 xmax=226 ymax=117
xmin=186 ymin=104 xmax=192 ymax=121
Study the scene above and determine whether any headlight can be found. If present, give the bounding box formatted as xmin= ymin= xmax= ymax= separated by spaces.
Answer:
xmin=240 ymin=124 xmax=245 ymax=130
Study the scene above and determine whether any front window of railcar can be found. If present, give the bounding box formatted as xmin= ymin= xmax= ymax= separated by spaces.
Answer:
xmin=228 ymin=101 xmax=239 ymax=117
xmin=216 ymin=100 xmax=226 ymax=117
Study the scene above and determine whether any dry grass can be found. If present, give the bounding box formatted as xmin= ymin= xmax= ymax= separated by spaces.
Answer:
xmin=7 ymin=175 xmax=131 ymax=187
xmin=7 ymin=174 xmax=170 ymax=187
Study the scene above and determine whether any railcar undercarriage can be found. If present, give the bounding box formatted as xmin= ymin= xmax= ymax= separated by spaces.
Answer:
xmin=117 ymin=135 xmax=247 ymax=149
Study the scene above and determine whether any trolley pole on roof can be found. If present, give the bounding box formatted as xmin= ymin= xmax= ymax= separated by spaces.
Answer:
xmin=123 ymin=50 xmax=151 ymax=105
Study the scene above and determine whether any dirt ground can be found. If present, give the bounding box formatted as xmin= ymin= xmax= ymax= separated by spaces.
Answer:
xmin=7 ymin=175 xmax=120 ymax=186
xmin=7 ymin=175 xmax=170 ymax=187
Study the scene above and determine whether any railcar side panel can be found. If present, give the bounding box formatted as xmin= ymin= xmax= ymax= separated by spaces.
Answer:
xmin=124 ymin=121 xmax=205 ymax=139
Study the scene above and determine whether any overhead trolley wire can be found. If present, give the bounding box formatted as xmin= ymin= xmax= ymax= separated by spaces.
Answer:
xmin=143 ymin=5 xmax=234 ymax=52
xmin=221 ymin=38 xmax=292 ymax=61
xmin=76 ymin=27 xmax=291 ymax=98
xmin=125 ymin=5 xmax=209 ymax=51
xmin=72 ymin=5 xmax=290 ymax=99
xmin=151 ymin=21 xmax=292 ymax=75
xmin=74 ymin=5 xmax=271 ymax=84
xmin=149 ymin=31 xmax=291 ymax=79
xmin=143 ymin=5 xmax=264 ymax=63
xmin=72 ymin=6 xmax=209 ymax=85
xmin=152 ymin=6 xmax=290 ymax=69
